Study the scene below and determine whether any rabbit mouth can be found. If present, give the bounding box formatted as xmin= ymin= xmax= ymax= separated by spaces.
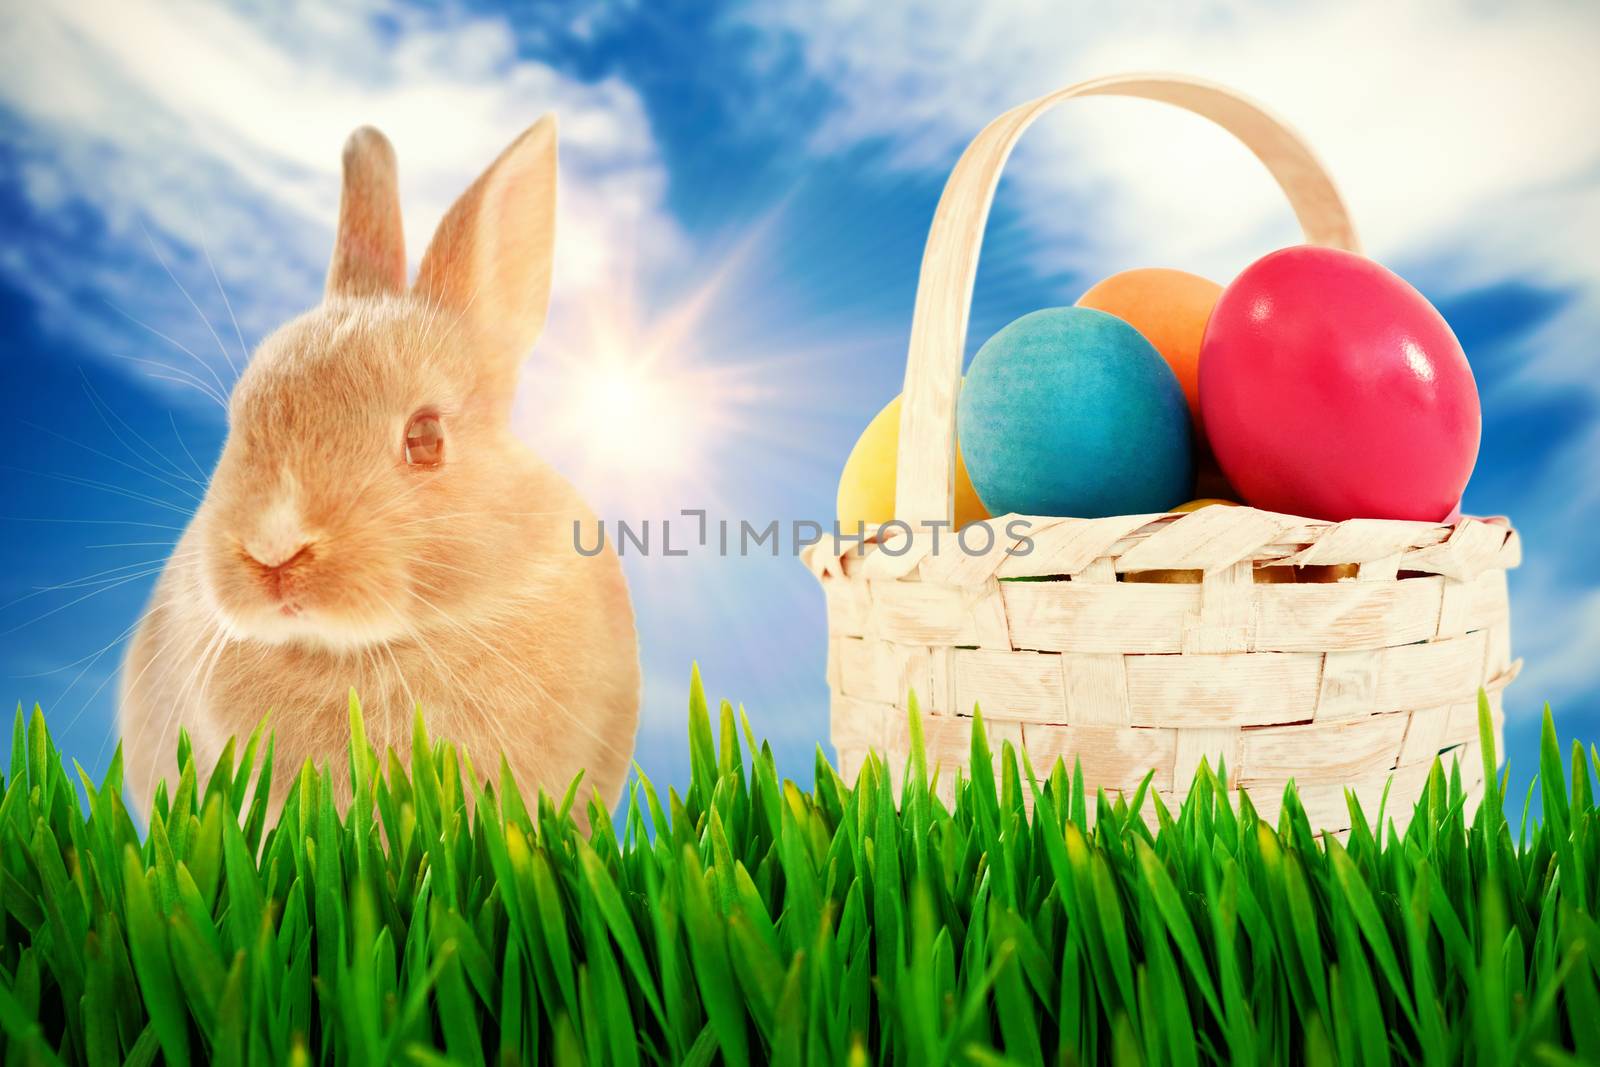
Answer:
xmin=224 ymin=600 xmax=406 ymax=652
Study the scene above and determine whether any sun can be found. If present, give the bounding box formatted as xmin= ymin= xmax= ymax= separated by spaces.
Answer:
xmin=524 ymin=280 xmax=738 ymax=516
xmin=515 ymin=213 xmax=791 ymax=518
xmin=566 ymin=353 xmax=702 ymax=480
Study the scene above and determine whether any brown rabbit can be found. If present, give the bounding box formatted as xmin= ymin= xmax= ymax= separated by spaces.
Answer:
xmin=119 ymin=118 xmax=640 ymax=822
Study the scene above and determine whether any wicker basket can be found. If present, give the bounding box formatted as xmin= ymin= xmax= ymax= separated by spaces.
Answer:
xmin=803 ymin=73 xmax=1521 ymax=834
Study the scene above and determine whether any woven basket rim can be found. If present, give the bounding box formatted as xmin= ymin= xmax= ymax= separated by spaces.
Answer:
xmin=805 ymin=507 xmax=1520 ymax=587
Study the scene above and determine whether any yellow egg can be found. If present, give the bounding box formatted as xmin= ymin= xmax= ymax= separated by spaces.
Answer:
xmin=838 ymin=393 xmax=989 ymax=530
xmin=1172 ymin=498 xmax=1241 ymax=513
xmin=1255 ymin=563 xmax=1361 ymax=583
xmin=1126 ymin=499 xmax=1237 ymax=581
xmin=1123 ymin=569 xmax=1202 ymax=584
xmin=1127 ymin=559 xmax=1359 ymax=584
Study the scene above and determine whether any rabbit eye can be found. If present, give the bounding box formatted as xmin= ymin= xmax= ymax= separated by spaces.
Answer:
xmin=404 ymin=411 xmax=444 ymax=468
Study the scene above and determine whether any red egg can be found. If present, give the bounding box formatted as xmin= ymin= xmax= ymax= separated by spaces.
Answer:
xmin=1199 ymin=246 xmax=1479 ymax=522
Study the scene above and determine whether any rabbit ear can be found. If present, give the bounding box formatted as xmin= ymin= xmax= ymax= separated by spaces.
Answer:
xmin=326 ymin=126 xmax=406 ymax=298
xmin=414 ymin=115 xmax=557 ymax=389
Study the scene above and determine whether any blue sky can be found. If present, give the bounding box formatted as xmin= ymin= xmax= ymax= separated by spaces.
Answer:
xmin=1 ymin=0 xmax=1597 ymax=807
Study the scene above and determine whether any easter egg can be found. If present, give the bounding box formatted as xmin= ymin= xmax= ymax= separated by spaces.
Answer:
xmin=1200 ymin=246 xmax=1479 ymax=522
xmin=1172 ymin=498 xmax=1239 ymax=513
xmin=1255 ymin=564 xmax=1359 ymax=583
xmin=1125 ymin=499 xmax=1237 ymax=582
xmin=838 ymin=392 xmax=989 ymax=530
xmin=958 ymin=307 xmax=1193 ymax=518
xmin=1077 ymin=268 xmax=1222 ymax=430
xmin=1123 ymin=568 xmax=1200 ymax=584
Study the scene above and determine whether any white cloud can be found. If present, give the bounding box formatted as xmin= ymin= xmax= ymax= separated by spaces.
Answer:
xmin=1507 ymin=563 xmax=1600 ymax=714
xmin=0 ymin=0 xmax=682 ymax=396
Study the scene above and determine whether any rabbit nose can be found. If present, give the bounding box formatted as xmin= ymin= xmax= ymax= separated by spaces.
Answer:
xmin=244 ymin=491 xmax=311 ymax=574
xmin=245 ymin=542 xmax=312 ymax=571
xmin=243 ymin=541 xmax=313 ymax=603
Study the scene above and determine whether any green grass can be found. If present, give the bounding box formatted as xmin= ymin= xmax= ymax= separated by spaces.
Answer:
xmin=1 ymin=675 xmax=1597 ymax=1066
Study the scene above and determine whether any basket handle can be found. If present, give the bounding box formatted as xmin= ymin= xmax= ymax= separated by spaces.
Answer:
xmin=894 ymin=72 xmax=1360 ymax=526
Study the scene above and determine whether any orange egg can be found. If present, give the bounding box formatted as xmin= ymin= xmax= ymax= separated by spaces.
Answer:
xmin=1077 ymin=268 xmax=1223 ymax=431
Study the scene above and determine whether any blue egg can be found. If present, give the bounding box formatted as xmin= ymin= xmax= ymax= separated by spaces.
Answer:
xmin=957 ymin=306 xmax=1193 ymax=518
